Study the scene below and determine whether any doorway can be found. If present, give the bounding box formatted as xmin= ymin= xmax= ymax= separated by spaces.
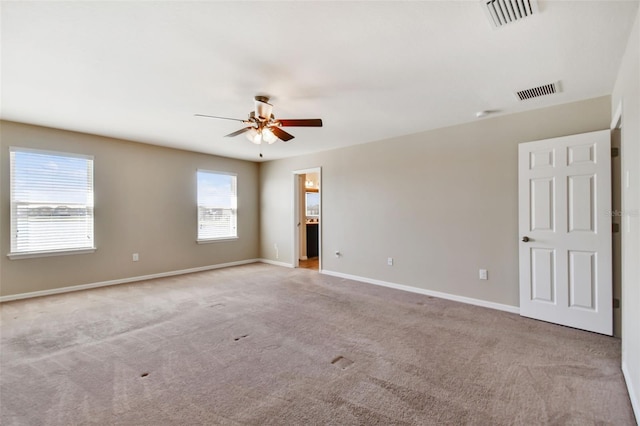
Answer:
xmin=293 ymin=168 xmax=321 ymax=271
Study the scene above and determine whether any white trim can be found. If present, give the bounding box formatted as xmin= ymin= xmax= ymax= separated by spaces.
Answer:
xmin=0 ymin=259 xmax=260 ymax=302
xmin=197 ymin=236 xmax=239 ymax=244
xmin=292 ymin=167 xmax=323 ymax=175
xmin=293 ymin=173 xmax=301 ymax=268
xmin=622 ymin=361 xmax=640 ymax=422
xmin=259 ymin=258 xmax=294 ymax=268
xmin=8 ymin=248 xmax=96 ymax=260
xmin=320 ymin=269 xmax=520 ymax=314
xmin=611 ymin=100 xmax=623 ymax=130
xmin=196 ymin=168 xmax=237 ymax=177
xmin=1 ymin=258 xmax=518 ymax=314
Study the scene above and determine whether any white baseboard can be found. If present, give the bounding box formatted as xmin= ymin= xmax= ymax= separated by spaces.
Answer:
xmin=320 ymin=269 xmax=520 ymax=315
xmin=0 ymin=259 xmax=260 ymax=303
xmin=622 ymin=361 xmax=640 ymax=422
xmin=2 ymin=260 xmax=516 ymax=316
xmin=259 ymin=258 xmax=294 ymax=268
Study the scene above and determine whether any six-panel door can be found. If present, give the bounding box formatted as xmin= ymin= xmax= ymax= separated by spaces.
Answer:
xmin=518 ymin=130 xmax=612 ymax=335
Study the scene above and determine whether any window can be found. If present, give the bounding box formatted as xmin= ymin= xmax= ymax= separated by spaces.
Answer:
xmin=197 ymin=170 xmax=237 ymax=241
xmin=305 ymin=192 xmax=320 ymax=217
xmin=9 ymin=147 xmax=95 ymax=258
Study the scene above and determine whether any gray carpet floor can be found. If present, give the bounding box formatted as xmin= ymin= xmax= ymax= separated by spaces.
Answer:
xmin=0 ymin=263 xmax=635 ymax=425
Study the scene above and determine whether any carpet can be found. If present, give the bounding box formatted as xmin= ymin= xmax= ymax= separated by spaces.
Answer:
xmin=0 ymin=263 xmax=635 ymax=425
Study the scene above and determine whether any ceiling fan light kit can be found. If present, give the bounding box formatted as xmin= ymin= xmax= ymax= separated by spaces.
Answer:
xmin=196 ymin=95 xmax=323 ymax=146
xmin=247 ymin=127 xmax=278 ymax=145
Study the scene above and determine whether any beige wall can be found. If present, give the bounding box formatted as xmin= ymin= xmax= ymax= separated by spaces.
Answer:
xmin=612 ymin=6 xmax=640 ymax=417
xmin=0 ymin=121 xmax=260 ymax=297
xmin=260 ymin=96 xmax=611 ymax=308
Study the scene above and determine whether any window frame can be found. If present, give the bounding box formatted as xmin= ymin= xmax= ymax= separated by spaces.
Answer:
xmin=305 ymin=191 xmax=320 ymax=217
xmin=8 ymin=146 xmax=96 ymax=260
xmin=196 ymin=169 xmax=238 ymax=243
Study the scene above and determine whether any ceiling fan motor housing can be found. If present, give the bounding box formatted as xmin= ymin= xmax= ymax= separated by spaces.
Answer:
xmin=254 ymin=96 xmax=273 ymax=121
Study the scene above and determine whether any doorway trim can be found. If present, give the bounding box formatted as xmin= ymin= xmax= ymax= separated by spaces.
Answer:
xmin=292 ymin=167 xmax=322 ymax=270
xmin=611 ymin=101 xmax=623 ymax=339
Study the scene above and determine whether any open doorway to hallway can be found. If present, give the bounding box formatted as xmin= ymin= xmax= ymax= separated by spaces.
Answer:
xmin=293 ymin=168 xmax=321 ymax=271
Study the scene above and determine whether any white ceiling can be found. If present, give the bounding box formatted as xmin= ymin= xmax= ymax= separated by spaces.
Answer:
xmin=1 ymin=1 xmax=638 ymax=162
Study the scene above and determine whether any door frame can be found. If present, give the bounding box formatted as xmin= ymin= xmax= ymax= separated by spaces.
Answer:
xmin=611 ymin=101 xmax=623 ymax=338
xmin=292 ymin=167 xmax=322 ymax=270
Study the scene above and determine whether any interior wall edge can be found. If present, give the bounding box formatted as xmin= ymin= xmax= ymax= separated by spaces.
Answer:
xmin=259 ymin=259 xmax=294 ymax=268
xmin=622 ymin=362 xmax=640 ymax=421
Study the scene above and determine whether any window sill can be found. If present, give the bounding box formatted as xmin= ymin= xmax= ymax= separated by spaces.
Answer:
xmin=7 ymin=248 xmax=96 ymax=260
xmin=197 ymin=237 xmax=238 ymax=244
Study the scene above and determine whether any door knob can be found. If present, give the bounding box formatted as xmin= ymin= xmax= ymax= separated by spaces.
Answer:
xmin=522 ymin=236 xmax=530 ymax=242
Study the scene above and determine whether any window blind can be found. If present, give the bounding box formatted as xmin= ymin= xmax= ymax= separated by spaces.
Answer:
xmin=197 ymin=170 xmax=237 ymax=240
xmin=10 ymin=147 xmax=95 ymax=255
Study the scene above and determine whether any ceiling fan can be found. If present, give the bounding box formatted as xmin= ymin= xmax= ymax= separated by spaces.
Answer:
xmin=195 ymin=95 xmax=323 ymax=145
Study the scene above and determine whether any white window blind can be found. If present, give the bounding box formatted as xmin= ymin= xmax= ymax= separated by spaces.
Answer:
xmin=10 ymin=147 xmax=95 ymax=256
xmin=197 ymin=170 xmax=237 ymax=241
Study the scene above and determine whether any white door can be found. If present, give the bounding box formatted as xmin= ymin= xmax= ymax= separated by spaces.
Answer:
xmin=518 ymin=130 xmax=612 ymax=335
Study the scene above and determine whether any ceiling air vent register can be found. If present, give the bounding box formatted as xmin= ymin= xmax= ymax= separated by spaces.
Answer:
xmin=483 ymin=0 xmax=538 ymax=28
xmin=515 ymin=82 xmax=560 ymax=101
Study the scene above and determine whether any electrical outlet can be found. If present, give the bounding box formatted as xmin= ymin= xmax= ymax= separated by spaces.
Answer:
xmin=387 ymin=257 xmax=393 ymax=266
xmin=479 ymin=269 xmax=488 ymax=280
xmin=132 ymin=253 xmax=139 ymax=262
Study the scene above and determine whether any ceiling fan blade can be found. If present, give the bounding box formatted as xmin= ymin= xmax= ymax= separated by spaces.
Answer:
xmin=277 ymin=119 xmax=323 ymax=127
xmin=194 ymin=114 xmax=248 ymax=123
xmin=225 ymin=127 xmax=253 ymax=137
xmin=271 ymin=126 xmax=295 ymax=142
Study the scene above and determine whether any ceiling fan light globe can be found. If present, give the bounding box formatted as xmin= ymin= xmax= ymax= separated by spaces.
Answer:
xmin=246 ymin=128 xmax=261 ymax=144
xmin=262 ymin=128 xmax=278 ymax=144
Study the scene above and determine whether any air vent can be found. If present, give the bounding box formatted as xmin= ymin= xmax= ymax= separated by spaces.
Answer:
xmin=516 ymin=82 xmax=560 ymax=101
xmin=483 ymin=0 xmax=538 ymax=28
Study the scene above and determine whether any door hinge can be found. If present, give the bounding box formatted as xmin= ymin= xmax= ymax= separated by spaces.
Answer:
xmin=613 ymin=223 xmax=620 ymax=233
xmin=611 ymin=147 xmax=619 ymax=157
xmin=613 ymin=298 xmax=620 ymax=309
